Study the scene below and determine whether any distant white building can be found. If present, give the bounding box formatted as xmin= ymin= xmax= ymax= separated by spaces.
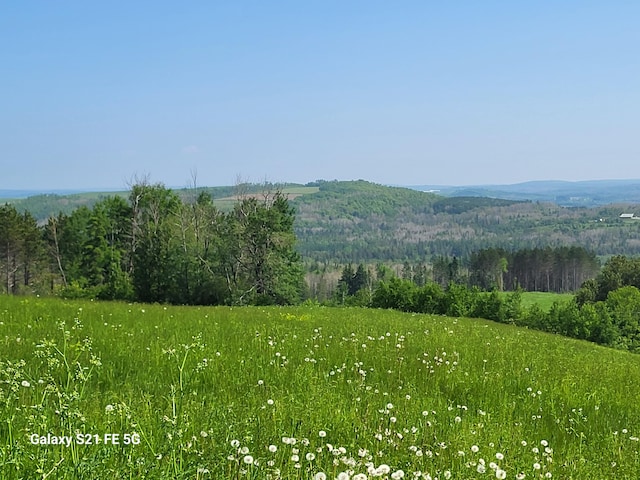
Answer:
xmin=620 ymin=213 xmax=638 ymax=219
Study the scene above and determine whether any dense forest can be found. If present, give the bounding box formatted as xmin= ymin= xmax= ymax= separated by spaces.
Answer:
xmin=292 ymin=181 xmax=640 ymax=262
xmin=467 ymin=246 xmax=600 ymax=292
xmin=0 ymin=182 xmax=304 ymax=305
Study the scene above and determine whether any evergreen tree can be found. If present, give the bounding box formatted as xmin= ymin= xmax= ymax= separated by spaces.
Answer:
xmin=224 ymin=191 xmax=303 ymax=305
xmin=129 ymin=182 xmax=181 ymax=303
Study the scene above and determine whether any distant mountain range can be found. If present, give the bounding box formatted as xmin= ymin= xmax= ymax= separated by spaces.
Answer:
xmin=407 ymin=179 xmax=640 ymax=207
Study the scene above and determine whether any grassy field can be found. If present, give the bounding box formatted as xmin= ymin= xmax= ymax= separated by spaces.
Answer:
xmin=509 ymin=292 xmax=575 ymax=311
xmin=1 ymin=297 xmax=639 ymax=479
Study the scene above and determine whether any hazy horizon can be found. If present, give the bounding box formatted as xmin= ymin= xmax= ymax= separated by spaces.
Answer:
xmin=2 ymin=2 xmax=639 ymax=190
xmin=3 ymin=177 xmax=640 ymax=200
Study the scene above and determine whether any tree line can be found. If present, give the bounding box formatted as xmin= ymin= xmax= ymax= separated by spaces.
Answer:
xmin=467 ymin=246 xmax=600 ymax=292
xmin=391 ymin=246 xmax=600 ymax=293
xmin=0 ymin=182 xmax=304 ymax=305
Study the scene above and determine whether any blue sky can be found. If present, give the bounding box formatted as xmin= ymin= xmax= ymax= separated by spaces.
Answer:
xmin=1 ymin=1 xmax=639 ymax=190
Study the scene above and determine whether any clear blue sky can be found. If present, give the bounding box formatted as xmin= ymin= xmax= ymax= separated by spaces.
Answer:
xmin=2 ymin=1 xmax=639 ymax=190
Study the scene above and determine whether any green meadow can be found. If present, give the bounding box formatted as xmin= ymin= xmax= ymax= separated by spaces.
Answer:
xmin=508 ymin=292 xmax=574 ymax=312
xmin=1 ymin=297 xmax=639 ymax=479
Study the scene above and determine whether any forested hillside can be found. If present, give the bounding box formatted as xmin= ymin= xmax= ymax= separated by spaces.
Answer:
xmin=292 ymin=180 xmax=640 ymax=262
xmin=5 ymin=179 xmax=640 ymax=267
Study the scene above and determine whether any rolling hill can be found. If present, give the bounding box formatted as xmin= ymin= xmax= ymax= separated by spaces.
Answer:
xmin=290 ymin=180 xmax=640 ymax=262
xmin=4 ymin=179 xmax=640 ymax=263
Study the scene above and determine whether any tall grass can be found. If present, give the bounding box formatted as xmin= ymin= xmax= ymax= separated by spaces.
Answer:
xmin=1 ymin=297 xmax=639 ymax=479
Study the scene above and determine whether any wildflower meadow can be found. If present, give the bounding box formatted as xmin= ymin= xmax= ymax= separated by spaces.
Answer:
xmin=1 ymin=296 xmax=639 ymax=479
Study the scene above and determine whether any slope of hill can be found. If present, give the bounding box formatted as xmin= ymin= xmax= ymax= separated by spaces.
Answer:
xmin=291 ymin=180 xmax=640 ymax=262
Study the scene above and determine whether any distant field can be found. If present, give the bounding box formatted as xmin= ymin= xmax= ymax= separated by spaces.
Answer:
xmin=512 ymin=291 xmax=575 ymax=311
xmin=1 ymin=297 xmax=639 ymax=478
xmin=4 ymin=185 xmax=321 ymax=218
xmin=213 ymin=186 xmax=320 ymax=211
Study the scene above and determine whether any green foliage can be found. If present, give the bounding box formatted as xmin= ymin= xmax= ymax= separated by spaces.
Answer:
xmin=0 ymin=205 xmax=44 ymax=294
xmin=606 ymin=286 xmax=640 ymax=351
xmin=371 ymin=277 xmax=420 ymax=311
xmin=577 ymin=255 xmax=640 ymax=302
xmin=432 ymin=196 xmax=522 ymax=214
xmin=473 ymin=290 xmax=506 ymax=323
xmin=3 ymin=182 xmax=304 ymax=307
xmin=469 ymin=246 xmax=600 ymax=293
xmin=413 ymin=282 xmax=444 ymax=314
xmin=336 ymin=263 xmax=371 ymax=302
xmin=223 ymin=193 xmax=304 ymax=305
